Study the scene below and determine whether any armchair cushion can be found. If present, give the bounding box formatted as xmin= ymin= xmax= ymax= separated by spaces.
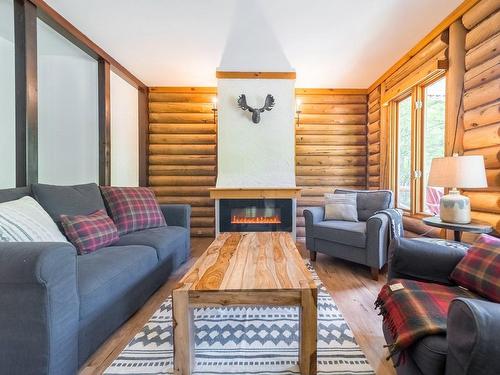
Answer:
xmin=335 ymin=189 xmax=393 ymax=221
xmin=451 ymin=234 xmax=500 ymax=302
xmin=313 ymin=220 xmax=366 ymax=248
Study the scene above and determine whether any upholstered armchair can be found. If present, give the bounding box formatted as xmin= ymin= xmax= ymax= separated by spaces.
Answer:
xmin=303 ymin=189 xmax=394 ymax=280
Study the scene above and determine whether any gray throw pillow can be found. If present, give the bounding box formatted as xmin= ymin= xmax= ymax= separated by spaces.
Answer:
xmin=324 ymin=193 xmax=358 ymax=222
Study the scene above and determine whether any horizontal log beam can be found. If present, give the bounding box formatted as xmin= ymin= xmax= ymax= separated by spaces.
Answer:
xmin=149 ymin=144 xmax=216 ymax=155
xmin=296 ymin=155 xmax=366 ymax=166
xmin=463 ymin=100 xmax=500 ymax=129
xmin=462 ymin=0 xmax=500 ymax=29
xmin=463 ymin=77 xmax=500 ymax=111
xmin=295 ymin=145 xmax=367 ymax=156
xmin=465 ymin=32 xmax=500 ymax=70
xmin=464 ymin=54 xmax=500 ymax=91
xmin=149 ymin=155 xmax=216 ymax=165
xmin=463 ymin=122 xmax=500 ymax=150
xmin=465 ymin=10 xmax=500 ymax=50
xmin=295 ymin=124 xmax=367 ymax=135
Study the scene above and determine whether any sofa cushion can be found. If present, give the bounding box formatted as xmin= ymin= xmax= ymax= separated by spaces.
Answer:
xmin=409 ymin=334 xmax=447 ymax=375
xmin=100 ymin=186 xmax=166 ymax=235
xmin=77 ymin=245 xmax=158 ymax=320
xmin=313 ymin=220 xmax=366 ymax=248
xmin=451 ymin=234 xmax=500 ymax=302
xmin=61 ymin=210 xmax=119 ymax=255
xmin=335 ymin=189 xmax=393 ymax=221
xmin=31 ymin=183 xmax=106 ymax=229
xmin=113 ymin=226 xmax=189 ymax=266
xmin=0 ymin=186 xmax=31 ymax=203
xmin=324 ymin=193 xmax=358 ymax=222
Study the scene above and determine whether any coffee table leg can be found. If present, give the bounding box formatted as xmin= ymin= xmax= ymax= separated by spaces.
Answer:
xmin=299 ymin=288 xmax=318 ymax=375
xmin=173 ymin=288 xmax=194 ymax=375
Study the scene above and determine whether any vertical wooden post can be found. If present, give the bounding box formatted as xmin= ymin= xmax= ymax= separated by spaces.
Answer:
xmin=299 ymin=287 xmax=317 ymax=375
xmin=379 ymin=83 xmax=389 ymax=190
xmin=98 ymin=59 xmax=111 ymax=185
xmin=14 ymin=0 xmax=38 ymax=186
xmin=446 ymin=20 xmax=467 ymax=156
xmin=173 ymin=287 xmax=194 ymax=375
xmin=138 ymin=87 xmax=149 ymax=187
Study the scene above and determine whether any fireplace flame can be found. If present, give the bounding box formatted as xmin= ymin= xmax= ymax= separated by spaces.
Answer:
xmin=231 ymin=215 xmax=281 ymax=224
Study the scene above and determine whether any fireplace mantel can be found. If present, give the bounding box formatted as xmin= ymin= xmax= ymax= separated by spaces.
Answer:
xmin=209 ymin=187 xmax=301 ymax=199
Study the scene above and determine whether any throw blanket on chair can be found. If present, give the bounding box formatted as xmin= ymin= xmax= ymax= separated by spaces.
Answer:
xmin=375 ymin=279 xmax=477 ymax=365
xmin=376 ymin=208 xmax=404 ymax=239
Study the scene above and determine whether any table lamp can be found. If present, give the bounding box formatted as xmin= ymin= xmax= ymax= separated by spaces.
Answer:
xmin=428 ymin=154 xmax=487 ymax=224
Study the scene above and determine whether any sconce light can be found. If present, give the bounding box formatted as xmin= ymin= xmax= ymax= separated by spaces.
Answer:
xmin=212 ymin=96 xmax=218 ymax=124
xmin=295 ymin=98 xmax=302 ymax=125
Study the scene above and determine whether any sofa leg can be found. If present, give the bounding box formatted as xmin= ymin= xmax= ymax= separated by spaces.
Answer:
xmin=370 ymin=267 xmax=379 ymax=281
xmin=310 ymin=250 xmax=317 ymax=262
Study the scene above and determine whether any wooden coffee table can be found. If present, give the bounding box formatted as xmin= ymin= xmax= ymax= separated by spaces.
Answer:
xmin=172 ymin=232 xmax=318 ymax=375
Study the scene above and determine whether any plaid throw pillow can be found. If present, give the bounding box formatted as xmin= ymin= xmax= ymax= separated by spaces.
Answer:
xmin=450 ymin=234 xmax=500 ymax=302
xmin=100 ymin=187 xmax=166 ymax=235
xmin=61 ymin=209 xmax=119 ymax=255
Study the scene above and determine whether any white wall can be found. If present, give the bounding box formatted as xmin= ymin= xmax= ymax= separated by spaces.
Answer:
xmin=216 ymin=78 xmax=296 ymax=187
xmin=37 ymin=19 xmax=99 ymax=185
xmin=0 ymin=0 xmax=16 ymax=188
xmin=110 ymin=71 xmax=139 ymax=187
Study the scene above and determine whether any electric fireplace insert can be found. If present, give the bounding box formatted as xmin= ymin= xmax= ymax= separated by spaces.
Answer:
xmin=219 ymin=198 xmax=293 ymax=232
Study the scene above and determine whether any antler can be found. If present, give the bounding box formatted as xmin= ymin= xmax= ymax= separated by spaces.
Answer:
xmin=237 ymin=94 xmax=250 ymax=111
xmin=259 ymin=94 xmax=275 ymax=112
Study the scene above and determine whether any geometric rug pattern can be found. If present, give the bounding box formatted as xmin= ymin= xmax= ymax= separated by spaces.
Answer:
xmin=105 ymin=262 xmax=375 ymax=374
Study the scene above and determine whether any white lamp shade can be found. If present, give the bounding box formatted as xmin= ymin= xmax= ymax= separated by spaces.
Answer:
xmin=428 ymin=155 xmax=487 ymax=188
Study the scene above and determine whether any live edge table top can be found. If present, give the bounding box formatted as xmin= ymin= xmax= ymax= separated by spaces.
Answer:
xmin=178 ymin=232 xmax=316 ymax=292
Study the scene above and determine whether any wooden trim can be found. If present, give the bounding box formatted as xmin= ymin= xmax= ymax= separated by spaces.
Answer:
xmin=14 ymin=0 xmax=38 ymax=186
xmin=216 ymin=71 xmax=296 ymax=79
xmin=98 ymin=59 xmax=111 ymax=186
xmin=30 ymin=0 xmax=146 ymax=90
xmin=138 ymin=87 xmax=149 ymax=186
xmin=209 ymin=187 xmax=302 ymax=199
xmin=381 ymin=59 xmax=448 ymax=105
xmin=368 ymin=0 xmax=481 ymax=92
xmin=149 ymin=87 xmax=217 ymax=93
xmin=295 ymin=88 xmax=368 ymax=95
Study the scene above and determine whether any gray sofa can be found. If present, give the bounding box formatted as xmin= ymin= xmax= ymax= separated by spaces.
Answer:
xmin=385 ymin=237 xmax=500 ymax=375
xmin=0 ymin=183 xmax=191 ymax=375
xmin=304 ymin=189 xmax=393 ymax=280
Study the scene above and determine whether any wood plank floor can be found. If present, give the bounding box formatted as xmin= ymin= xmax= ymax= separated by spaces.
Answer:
xmin=79 ymin=237 xmax=395 ymax=375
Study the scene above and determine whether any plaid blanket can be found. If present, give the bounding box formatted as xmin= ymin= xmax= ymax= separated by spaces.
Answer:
xmin=375 ymin=279 xmax=477 ymax=365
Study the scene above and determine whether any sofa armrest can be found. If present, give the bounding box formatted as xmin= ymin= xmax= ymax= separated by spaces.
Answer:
xmin=303 ymin=206 xmax=325 ymax=250
xmin=446 ymin=298 xmax=500 ymax=375
xmin=0 ymin=242 xmax=79 ymax=375
xmin=366 ymin=213 xmax=390 ymax=269
xmin=161 ymin=204 xmax=191 ymax=230
xmin=388 ymin=237 xmax=466 ymax=284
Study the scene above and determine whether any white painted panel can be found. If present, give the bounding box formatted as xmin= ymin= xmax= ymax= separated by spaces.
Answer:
xmin=216 ymin=78 xmax=295 ymax=187
xmin=0 ymin=0 xmax=16 ymax=188
xmin=110 ymin=71 xmax=139 ymax=187
xmin=37 ymin=19 xmax=99 ymax=185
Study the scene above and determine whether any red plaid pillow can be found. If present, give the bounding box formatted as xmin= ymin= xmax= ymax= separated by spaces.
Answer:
xmin=451 ymin=234 xmax=500 ymax=302
xmin=100 ymin=187 xmax=166 ymax=235
xmin=61 ymin=209 xmax=119 ymax=255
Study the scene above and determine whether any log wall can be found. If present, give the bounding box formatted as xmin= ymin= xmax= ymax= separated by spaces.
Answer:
xmin=367 ymin=87 xmax=381 ymax=189
xmin=461 ymin=0 xmax=500 ymax=234
xmin=148 ymin=87 xmax=217 ymax=237
xmin=295 ymin=89 xmax=368 ymax=240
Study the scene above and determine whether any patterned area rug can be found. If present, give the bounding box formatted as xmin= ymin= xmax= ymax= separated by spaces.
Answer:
xmin=105 ymin=263 xmax=374 ymax=374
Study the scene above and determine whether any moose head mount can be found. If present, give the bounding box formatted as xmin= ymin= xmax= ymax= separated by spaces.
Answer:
xmin=237 ymin=94 xmax=275 ymax=124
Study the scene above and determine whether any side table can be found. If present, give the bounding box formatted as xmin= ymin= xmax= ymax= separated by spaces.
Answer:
xmin=422 ymin=216 xmax=493 ymax=242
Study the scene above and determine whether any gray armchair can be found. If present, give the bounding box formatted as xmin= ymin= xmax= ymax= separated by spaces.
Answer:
xmin=304 ymin=189 xmax=393 ymax=280
xmin=385 ymin=237 xmax=500 ymax=375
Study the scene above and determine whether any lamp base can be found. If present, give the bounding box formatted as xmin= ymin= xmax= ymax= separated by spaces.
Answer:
xmin=439 ymin=189 xmax=471 ymax=224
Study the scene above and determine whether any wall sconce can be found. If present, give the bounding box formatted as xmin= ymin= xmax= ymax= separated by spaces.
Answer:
xmin=212 ymin=96 xmax=218 ymax=124
xmin=295 ymin=98 xmax=302 ymax=126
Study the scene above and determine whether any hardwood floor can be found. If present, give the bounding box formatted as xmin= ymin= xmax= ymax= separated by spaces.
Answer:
xmin=79 ymin=237 xmax=396 ymax=375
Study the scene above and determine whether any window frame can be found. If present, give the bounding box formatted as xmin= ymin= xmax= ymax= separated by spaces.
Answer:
xmin=389 ymin=73 xmax=447 ymax=217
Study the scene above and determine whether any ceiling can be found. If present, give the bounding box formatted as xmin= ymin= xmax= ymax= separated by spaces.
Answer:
xmin=44 ymin=0 xmax=462 ymax=88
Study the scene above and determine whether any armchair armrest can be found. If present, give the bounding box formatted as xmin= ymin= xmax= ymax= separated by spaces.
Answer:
xmin=366 ymin=213 xmax=390 ymax=270
xmin=0 ymin=242 xmax=79 ymax=375
xmin=388 ymin=237 xmax=466 ymax=284
xmin=446 ymin=298 xmax=500 ymax=375
xmin=161 ymin=204 xmax=191 ymax=230
xmin=303 ymin=206 xmax=325 ymax=250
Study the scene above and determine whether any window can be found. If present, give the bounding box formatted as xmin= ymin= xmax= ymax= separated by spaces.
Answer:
xmin=0 ymin=0 xmax=16 ymax=188
xmin=391 ymin=76 xmax=446 ymax=215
